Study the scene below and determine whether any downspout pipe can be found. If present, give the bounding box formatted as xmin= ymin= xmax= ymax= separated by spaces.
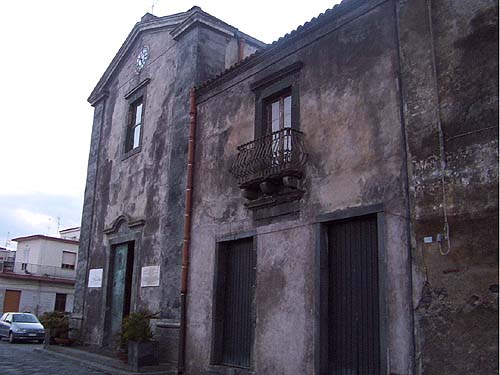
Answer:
xmin=394 ymin=1 xmax=416 ymax=373
xmin=178 ymin=88 xmax=197 ymax=374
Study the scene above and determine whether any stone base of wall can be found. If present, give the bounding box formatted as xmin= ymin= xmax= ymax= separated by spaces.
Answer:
xmin=152 ymin=319 xmax=180 ymax=365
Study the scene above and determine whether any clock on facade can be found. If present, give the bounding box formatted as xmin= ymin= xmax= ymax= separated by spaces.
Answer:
xmin=135 ymin=46 xmax=149 ymax=73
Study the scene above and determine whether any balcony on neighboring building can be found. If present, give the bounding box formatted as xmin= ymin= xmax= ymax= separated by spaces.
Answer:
xmin=0 ymin=261 xmax=76 ymax=284
xmin=230 ymin=128 xmax=308 ymax=211
xmin=0 ymin=260 xmax=14 ymax=273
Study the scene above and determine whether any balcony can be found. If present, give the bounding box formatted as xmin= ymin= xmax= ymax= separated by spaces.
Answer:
xmin=0 ymin=261 xmax=76 ymax=281
xmin=230 ymin=128 xmax=308 ymax=209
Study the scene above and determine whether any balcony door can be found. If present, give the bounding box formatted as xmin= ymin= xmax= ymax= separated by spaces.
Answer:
xmin=266 ymin=92 xmax=292 ymax=165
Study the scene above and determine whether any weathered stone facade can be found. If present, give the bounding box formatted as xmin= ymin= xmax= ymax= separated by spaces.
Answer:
xmin=76 ymin=1 xmax=498 ymax=374
xmin=186 ymin=0 xmax=498 ymax=374
xmin=399 ymin=0 xmax=499 ymax=373
xmin=73 ymin=7 xmax=264 ymax=364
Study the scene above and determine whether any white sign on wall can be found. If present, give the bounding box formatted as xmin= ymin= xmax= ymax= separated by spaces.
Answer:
xmin=141 ymin=266 xmax=160 ymax=287
xmin=88 ymin=268 xmax=103 ymax=288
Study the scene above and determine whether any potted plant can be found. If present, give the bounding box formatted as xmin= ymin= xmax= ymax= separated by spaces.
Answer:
xmin=39 ymin=311 xmax=72 ymax=345
xmin=119 ymin=310 xmax=159 ymax=370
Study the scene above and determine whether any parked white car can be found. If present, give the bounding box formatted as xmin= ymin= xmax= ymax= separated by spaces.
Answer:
xmin=0 ymin=312 xmax=45 ymax=343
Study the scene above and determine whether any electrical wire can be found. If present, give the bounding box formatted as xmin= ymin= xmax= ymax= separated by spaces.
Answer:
xmin=427 ymin=0 xmax=451 ymax=256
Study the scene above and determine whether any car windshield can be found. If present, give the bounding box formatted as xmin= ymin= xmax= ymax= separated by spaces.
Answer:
xmin=12 ymin=314 xmax=39 ymax=323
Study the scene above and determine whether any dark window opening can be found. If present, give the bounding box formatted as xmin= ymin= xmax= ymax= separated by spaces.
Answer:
xmin=125 ymin=98 xmax=143 ymax=153
xmin=54 ymin=293 xmax=67 ymax=312
xmin=212 ymin=237 xmax=255 ymax=368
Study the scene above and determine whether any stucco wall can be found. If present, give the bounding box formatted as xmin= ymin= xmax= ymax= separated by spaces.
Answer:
xmin=188 ymin=2 xmax=414 ymax=374
xmin=13 ymin=238 xmax=78 ymax=278
xmin=0 ymin=278 xmax=75 ymax=315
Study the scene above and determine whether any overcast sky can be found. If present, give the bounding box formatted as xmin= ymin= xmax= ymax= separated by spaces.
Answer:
xmin=0 ymin=0 xmax=339 ymax=249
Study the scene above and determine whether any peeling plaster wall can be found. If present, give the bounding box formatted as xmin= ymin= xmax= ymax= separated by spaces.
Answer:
xmin=82 ymin=29 xmax=181 ymax=347
xmin=398 ymin=0 xmax=499 ymax=374
xmin=188 ymin=2 xmax=415 ymax=374
xmin=74 ymin=19 xmax=250 ymax=363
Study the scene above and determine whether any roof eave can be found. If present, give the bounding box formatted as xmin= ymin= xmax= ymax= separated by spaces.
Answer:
xmin=195 ymin=0 xmax=372 ymax=94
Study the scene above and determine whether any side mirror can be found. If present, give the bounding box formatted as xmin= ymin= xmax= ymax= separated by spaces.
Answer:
xmin=5 ymin=320 xmax=11 ymax=324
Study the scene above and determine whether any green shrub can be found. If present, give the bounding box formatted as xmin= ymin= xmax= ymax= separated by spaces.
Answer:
xmin=119 ymin=310 xmax=157 ymax=346
xmin=40 ymin=311 xmax=69 ymax=338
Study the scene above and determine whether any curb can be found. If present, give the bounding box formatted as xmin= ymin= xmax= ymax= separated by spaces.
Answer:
xmin=35 ymin=347 xmax=174 ymax=375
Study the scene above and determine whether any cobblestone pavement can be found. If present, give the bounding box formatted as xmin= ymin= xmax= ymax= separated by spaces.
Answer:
xmin=0 ymin=338 xmax=112 ymax=375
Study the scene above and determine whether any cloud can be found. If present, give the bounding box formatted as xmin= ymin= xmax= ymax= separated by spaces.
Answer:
xmin=0 ymin=193 xmax=82 ymax=250
xmin=14 ymin=209 xmax=53 ymax=228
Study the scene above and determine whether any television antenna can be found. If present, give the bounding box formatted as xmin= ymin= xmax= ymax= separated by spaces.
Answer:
xmin=5 ymin=231 xmax=10 ymax=249
xmin=151 ymin=0 xmax=157 ymax=14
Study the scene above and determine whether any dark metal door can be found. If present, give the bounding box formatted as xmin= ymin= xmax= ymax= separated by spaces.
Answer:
xmin=327 ymin=215 xmax=380 ymax=375
xmin=219 ymin=237 xmax=255 ymax=367
xmin=109 ymin=243 xmax=134 ymax=343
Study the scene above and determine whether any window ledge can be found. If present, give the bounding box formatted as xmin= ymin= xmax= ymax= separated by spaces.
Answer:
xmin=208 ymin=364 xmax=254 ymax=375
xmin=122 ymin=145 xmax=142 ymax=161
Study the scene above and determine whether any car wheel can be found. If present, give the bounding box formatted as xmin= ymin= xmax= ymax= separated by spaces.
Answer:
xmin=37 ymin=339 xmax=44 ymax=344
xmin=8 ymin=332 xmax=16 ymax=344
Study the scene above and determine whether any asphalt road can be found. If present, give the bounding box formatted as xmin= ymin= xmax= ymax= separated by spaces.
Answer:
xmin=0 ymin=338 xmax=111 ymax=375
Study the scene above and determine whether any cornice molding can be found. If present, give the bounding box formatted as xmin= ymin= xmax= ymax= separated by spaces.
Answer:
xmin=124 ymin=78 xmax=151 ymax=99
xmin=170 ymin=10 xmax=235 ymax=40
xmin=103 ymin=214 xmax=146 ymax=235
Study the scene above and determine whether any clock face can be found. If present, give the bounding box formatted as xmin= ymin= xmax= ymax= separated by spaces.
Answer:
xmin=135 ymin=46 xmax=149 ymax=73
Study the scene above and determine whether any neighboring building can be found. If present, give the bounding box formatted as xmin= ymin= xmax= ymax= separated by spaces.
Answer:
xmin=0 ymin=231 xmax=79 ymax=315
xmin=0 ymin=247 xmax=15 ymax=263
xmin=75 ymin=1 xmax=498 ymax=374
xmin=59 ymin=227 xmax=81 ymax=241
xmin=73 ymin=5 xmax=265 ymax=366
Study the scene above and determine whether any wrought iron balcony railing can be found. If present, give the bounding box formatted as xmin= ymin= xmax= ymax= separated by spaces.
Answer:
xmin=230 ymin=128 xmax=308 ymax=187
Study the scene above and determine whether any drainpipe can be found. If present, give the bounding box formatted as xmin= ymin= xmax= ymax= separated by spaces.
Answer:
xmin=178 ymin=88 xmax=197 ymax=374
xmin=394 ymin=2 xmax=416 ymax=373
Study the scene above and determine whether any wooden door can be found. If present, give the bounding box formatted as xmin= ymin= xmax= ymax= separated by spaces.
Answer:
xmin=3 ymin=290 xmax=21 ymax=312
xmin=213 ymin=238 xmax=256 ymax=368
xmin=327 ymin=214 xmax=381 ymax=375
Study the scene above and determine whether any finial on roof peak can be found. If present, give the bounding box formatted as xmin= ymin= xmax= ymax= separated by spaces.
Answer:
xmin=141 ymin=12 xmax=157 ymax=23
xmin=188 ymin=5 xmax=202 ymax=12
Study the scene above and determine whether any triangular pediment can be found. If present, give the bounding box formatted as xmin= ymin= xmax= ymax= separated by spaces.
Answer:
xmin=88 ymin=6 xmax=266 ymax=105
